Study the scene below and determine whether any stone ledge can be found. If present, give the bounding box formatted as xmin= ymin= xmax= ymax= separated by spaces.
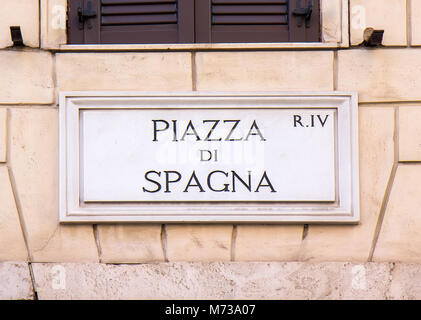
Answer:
xmin=57 ymin=42 xmax=342 ymax=52
xmin=29 ymin=262 xmax=421 ymax=300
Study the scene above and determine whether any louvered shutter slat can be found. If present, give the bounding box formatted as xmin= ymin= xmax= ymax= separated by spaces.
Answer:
xmin=212 ymin=0 xmax=287 ymax=4
xmin=102 ymin=0 xmax=176 ymax=4
xmin=213 ymin=15 xmax=288 ymax=25
xmin=212 ymin=5 xmax=288 ymax=15
xmin=101 ymin=4 xmax=177 ymax=15
xmin=102 ymin=14 xmax=177 ymax=25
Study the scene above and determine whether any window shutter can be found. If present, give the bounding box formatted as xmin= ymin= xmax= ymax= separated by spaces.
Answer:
xmin=68 ymin=0 xmax=195 ymax=44
xmin=195 ymin=0 xmax=320 ymax=43
xmin=68 ymin=0 xmax=320 ymax=44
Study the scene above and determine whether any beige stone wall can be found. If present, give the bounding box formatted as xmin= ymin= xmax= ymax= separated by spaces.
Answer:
xmin=1 ymin=0 xmax=421 ymax=299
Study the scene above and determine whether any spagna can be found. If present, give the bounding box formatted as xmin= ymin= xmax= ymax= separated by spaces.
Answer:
xmin=142 ymin=170 xmax=277 ymax=193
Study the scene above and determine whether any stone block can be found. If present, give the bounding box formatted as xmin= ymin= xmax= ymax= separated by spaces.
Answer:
xmin=0 ymin=262 xmax=33 ymax=300
xmin=398 ymin=107 xmax=421 ymax=161
xmin=300 ymin=107 xmax=395 ymax=261
xmin=98 ymin=225 xmax=165 ymax=263
xmin=338 ymin=49 xmax=421 ymax=102
xmin=56 ymin=52 xmax=192 ymax=92
xmin=235 ymin=225 xmax=303 ymax=261
xmin=9 ymin=108 xmax=98 ymax=262
xmin=195 ymin=51 xmax=333 ymax=91
xmin=388 ymin=264 xmax=421 ymax=299
xmin=166 ymin=225 xmax=232 ymax=261
xmin=373 ymin=165 xmax=421 ymax=262
xmin=0 ymin=167 xmax=28 ymax=261
xmin=0 ymin=51 xmax=53 ymax=104
xmin=0 ymin=0 xmax=39 ymax=48
xmin=350 ymin=0 xmax=407 ymax=46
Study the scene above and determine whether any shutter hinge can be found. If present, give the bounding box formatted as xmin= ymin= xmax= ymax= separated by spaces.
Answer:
xmin=78 ymin=1 xmax=97 ymax=30
xmin=292 ymin=0 xmax=313 ymax=28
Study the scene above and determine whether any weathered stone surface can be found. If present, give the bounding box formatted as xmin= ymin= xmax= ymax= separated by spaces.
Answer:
xmin=411 ymin=0 xmax=421 ymax=46
xmin=56 ymin=52 xmax=192 ymax=92
xmin=0 ymin=262 xmax=33 ymax=299
xmin=195 ymin=51 xmax=333 ymax=91
xmin=300 ymin=108 xmax=395 ymax=261
xmin=350 ymin=0 xmax=407 ymax=46
xmin=398 ymin=107 xmax=421 ymax=161
xmin=0 ymin=51 xmax=53 ymax=104
xmin=338 ymin=49 xmax=421 ymax=102
xmin=388 ymin=264 xmax=421 ymax=299
xmin=9 ymin=108 xmax=98 ymax=262
xmin=0 ymin=167 xmax=28 ymax=261
xmin=166 ymin=225 xmax=232 ymax=261
xmin=0 ymin=109 xmax=6 ymax=162
xmin=235 ymin=225 xmax=303 ymax=261
xmin=321 ymin=0 xmax=342 ymax=43
xmin=40 ymin=0 xmax=67 ymax=49
xmin=32 ymin=262 xmax=395 ymax=300
xmin=98 ymin=225 xmax=165 ymax=263
xmin=373 ymin=165 xmax=421 ymax=262
xmin=0 ymin=0 xmax=39 ymax=48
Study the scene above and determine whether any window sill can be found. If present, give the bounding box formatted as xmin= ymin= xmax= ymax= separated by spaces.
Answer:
xmin=56 ymin=42 xmax=347 ymax=52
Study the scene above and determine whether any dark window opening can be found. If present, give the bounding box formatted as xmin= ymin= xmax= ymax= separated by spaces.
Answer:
xmin=68 ymin=0 xmax=320 ymax=44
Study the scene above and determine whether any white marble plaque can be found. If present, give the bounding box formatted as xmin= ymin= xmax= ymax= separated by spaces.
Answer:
xmin=59 ymin=92 xmax=359 ymax=223
xmin=82 ymin=108 xmax=335 ymax=202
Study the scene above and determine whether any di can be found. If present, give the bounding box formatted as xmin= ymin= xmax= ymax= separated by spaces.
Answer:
xmin=200 ymin=149 xmax=218 ymax=162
